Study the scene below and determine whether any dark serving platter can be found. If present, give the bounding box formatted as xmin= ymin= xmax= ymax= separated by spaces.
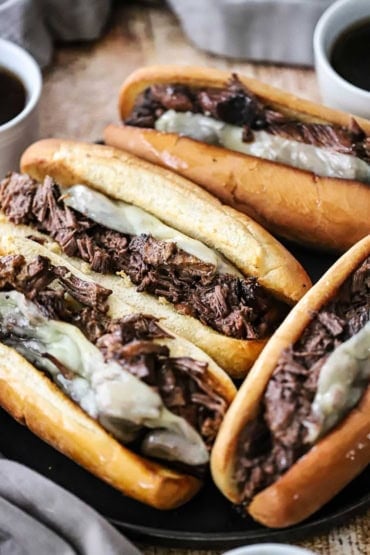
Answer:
xmin=1 ymin=243 xmax=369 ymax=549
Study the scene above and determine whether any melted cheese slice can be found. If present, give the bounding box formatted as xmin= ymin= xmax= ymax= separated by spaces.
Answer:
xmin=304 ymin=321 xmax=370 ymax=443
xmin=63 ymin=184 xmax=242 ymax=277
xmin=0 ymin=291 xmax=209 ymax=465
xmin=155 ymin=110 xmax=370 ymax=183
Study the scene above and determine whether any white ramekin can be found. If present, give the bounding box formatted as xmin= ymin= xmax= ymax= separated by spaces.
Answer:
xmin=313 ymin=0 xmax=370 ymax=118
xmin=223 ymin=543 xmax=317 ymax=555
xmin=0 ymin=38 xmax=42 ymax=177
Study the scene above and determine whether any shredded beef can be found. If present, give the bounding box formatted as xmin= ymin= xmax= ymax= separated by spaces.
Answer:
xmin=0 ymin=254 xmax=227 ymax=452
xmin=126 ymin=74 xmax=369 ymax=163
xmin=267 ymin=119 xmax=367 ymax=159
xmin=53 ymin=267 xmax=111 ymax=313
xmin=0 ymin=173 xmax=286 ymax=340
xmin=108 ymin=313 xmax=171 ymax=343
xmin=150 ymin=84 xmax=197 ymax=113
xmin=43 ymin=353 xmax=75 ymax=380
xmin=234 ymin=256 xmax=370 ymax=504
xmin=159 ymin=357 xmax=227 ymax=447
xmin=0 ymin=255 xmax=25 ymax=288
xmin=0 ymin=253 xmax=111 ymax=319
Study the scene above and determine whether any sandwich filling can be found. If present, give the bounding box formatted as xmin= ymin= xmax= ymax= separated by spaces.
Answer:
xmin=234 ymin=255 xmax=369 ymax=504
xmin=126 ymin=75 xmax=370 ymax=182
xmin=0 ymin=253 xmax=228 ymax=468
xmin=0 ymin=173 xmax=287 ymax=341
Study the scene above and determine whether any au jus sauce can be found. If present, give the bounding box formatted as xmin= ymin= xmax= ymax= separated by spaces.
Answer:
xmin=331 ymin=19 xmax=370 ymax=92
xmin=0 ymin=67 xmax=27 ymax=125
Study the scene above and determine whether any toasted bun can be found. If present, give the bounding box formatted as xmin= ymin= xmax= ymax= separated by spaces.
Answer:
xmin=118 ymin=65 xmax=370 ymax=129
xmin=0 ymin=228 xmax=237 ymax=509
xmin=0 ymin=344 xmax=201 ymax=509
xmin=19 ymin=139 xmax=311 ymax=378
xmin=211 ymin=235 xmax=370 ymax=526
xmin=248 ymin=389 xmax=370 ymax=527
xmin=21 ymin=139 xmax=310 ymax=302
xmin=0 ymin=226 xmax=236 ymax=404
xmin=109 ymin=65 xmax=370 ymax=252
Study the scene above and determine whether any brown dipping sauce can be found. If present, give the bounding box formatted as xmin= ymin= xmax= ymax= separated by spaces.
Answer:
xmin=330 ymin=18 xmax=370 ymax=92
xmin=0 ymin=67 xmax=27 ymax=126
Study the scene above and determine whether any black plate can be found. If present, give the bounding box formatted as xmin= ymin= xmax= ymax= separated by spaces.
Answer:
xmin=1 ymin=243 xmax=369 ymax=549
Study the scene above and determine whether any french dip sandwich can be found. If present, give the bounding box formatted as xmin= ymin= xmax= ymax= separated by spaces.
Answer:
xmin=211 ymin=235 xmax=370 ymax=527
xmin=0 ymin=140 xmax=311 ymax=378
xmin=0 ymin=228 xmax=236 ymax=508
xmin=105 ymin=65 xmax=370 ymax=252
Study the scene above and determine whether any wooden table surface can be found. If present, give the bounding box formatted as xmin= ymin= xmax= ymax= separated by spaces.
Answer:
xmin=40 ymin=3 xmax=369 ymax=554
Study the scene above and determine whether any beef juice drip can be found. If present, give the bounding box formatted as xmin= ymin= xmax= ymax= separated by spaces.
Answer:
xmin=0 ymin=67 xmax=27 ymax=125
xmin=330 ymin=19 xmax=370 ymax=92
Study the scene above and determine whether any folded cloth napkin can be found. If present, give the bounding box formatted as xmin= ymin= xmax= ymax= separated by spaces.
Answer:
xmin=0 ymin=0 xmax=112 ymax=67
xmin=0 ymin=457 xmax=142 ymax=555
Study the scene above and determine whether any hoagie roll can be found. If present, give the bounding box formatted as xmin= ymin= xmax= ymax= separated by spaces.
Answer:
xmin=0 ymin=229 xmax=236 ymax=509
xmin=211 ymin=235 xmax=370 ymax=527
xmin=0 ymin=140 xmax=310 ymax=378
xmin=105 ymin=65 xmax=370 ymax=252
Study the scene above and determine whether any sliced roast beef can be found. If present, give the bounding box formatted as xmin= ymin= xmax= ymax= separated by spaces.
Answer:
xmin=234 ymin=256 xmax=370 ymax=504
xmin=267 ymin=120 xmax=366 ymax=158
xmin=0 ymin=173 xmax=286 ymax=340
xmin=150 ymin=84 xmax=197 ymax=113
xmin=126 ymin=75 xmax=369 ymax=163
xmin=196 ymin=77 xmax=266 ymax=128
xmin=0 ymin=254 xmax=226 ymax=451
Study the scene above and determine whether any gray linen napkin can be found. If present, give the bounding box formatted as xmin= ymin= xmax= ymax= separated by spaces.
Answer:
xmin=0 ymin=457 xmax=142 ymax=555
xmin=0 ymin=0 xmax=112 ymax=67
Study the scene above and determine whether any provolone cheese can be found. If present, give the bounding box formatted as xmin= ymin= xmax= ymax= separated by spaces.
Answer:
xmin=155 ymin=110 xmax=370 ymax=183
xmin=0 ymin=291 xmax=209 ymax=465
xmin=305 ymin=321 xmax=370 ymax=443
xmin=64 ymin=184 xmax=242 ymax=277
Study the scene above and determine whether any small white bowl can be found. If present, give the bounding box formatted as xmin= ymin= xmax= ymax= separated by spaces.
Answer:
xmin=223 ymin=543 xmax=317 ymax=555
xmin=313 ymin=0 xmax=370 ymax=118
xmin=0 ymin=39 xmax=42 ymax=177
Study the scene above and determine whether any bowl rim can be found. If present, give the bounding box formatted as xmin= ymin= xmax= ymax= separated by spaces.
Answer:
xmin=313 ymin=0 xmax=370 ymax=100
xmin=0 ymin=38 xmax=42 ymax=133
xmin=222 ymin=542 xmax=316 ymax=555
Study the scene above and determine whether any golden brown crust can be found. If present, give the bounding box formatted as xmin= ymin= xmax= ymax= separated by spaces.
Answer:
xmin=211 ymin=235 xmax=370 ymax=525
xmin=118 ymin=65 xmax=370 ymax=131
xmin=19 ymin=139 xmax=311 ymax=378
xmin=0 ymin=225 xmax=236 ymax=403
xmin=104 ymin=125 xmax=370 ymax=252
xmin=0 ymin=345 xmax=201 ymax=509
xmin=0 ymin=227 xmax=238 ymax=509
xmin=249 ymin=389 xmax=370 ymax=527
xmin=0 ymin=224 xmax=264 ymax=381
xmin=111 ymin=65 xmax=370 ymax=252
xmin=20 ymin=139 xmax=310 ymax=302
